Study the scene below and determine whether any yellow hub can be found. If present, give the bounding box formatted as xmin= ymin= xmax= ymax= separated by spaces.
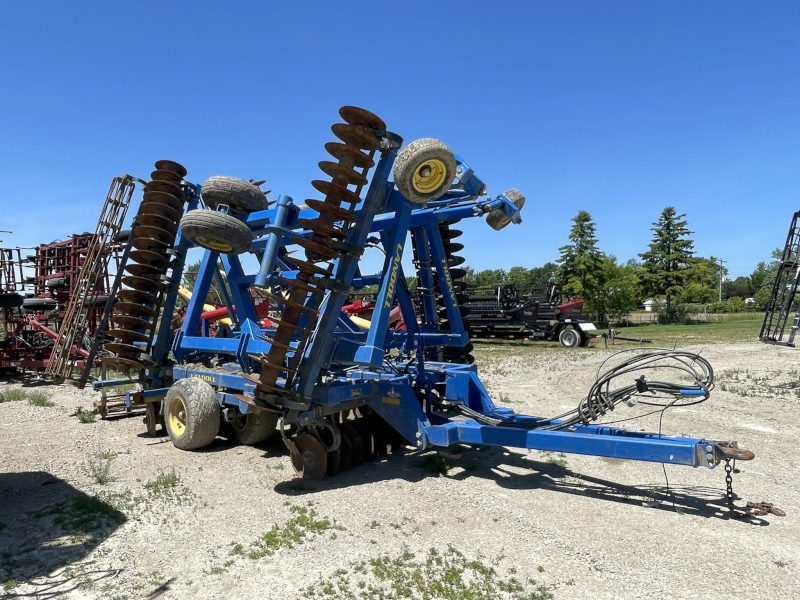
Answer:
xmin=412 ymin=159 xmax=447 ymax=194
xmin=167 ymin=395 xmax=187 ymax=436
xmin=196 ymin=235 xmax=233 ymax=253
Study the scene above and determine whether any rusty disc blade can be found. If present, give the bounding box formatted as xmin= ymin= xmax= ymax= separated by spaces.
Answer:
xmin=449 ymin=268 xmax=467 ymax=280
xmin=154 ymin=159 xmax=187 ymax=177
xmin=118 ymin=288 xmax=158 ymax=305
xmin=338 ymin=106 xmax=386 ymax=130
xmin=282 ymin=255 xmax=332 ymax=277
xmin=324 ymin=142 xmax=374 ymax=169
xmin=442 ymin=228 xmax=463 ymax=239
xmin=331 ymin=123 xmax=381 ymax=151
xmin=105 ymin=341 xmax=145 ymax=355
xmin=101 ymin=356 xmax=144 ymax=371
xmin=291 ymin=433 xmax=328 ymax=480
xmin=110 ymin=314 xmax=152 ymax=331
xmin=339 ymin=423 xmax=363 ymax=466
xmin=131 ymin=236 xmax=169 ymax=252
xmin=296 ymin=218 xmax=347 ymax=240
xmin=325 ymin=447 xmax=340 ymax=476
xmin=447 ymin=242 xmax=465 ymax=254
xmin=107 ymin=328 xmax=150 ymax=343
xmin=304 ymin=199 xmax=354 ymax=222
xmin=121 ymin=275 xmax=162 ymax=293
xmin=150 ymin=169 xmax=182 ymax=183
xmin=138 ymin=201 xmax=182 ymax=223
xmin=318 ymin=161 xmax=368 ymax=186
xmin=312 ymin=180 xmax=361 ymax=205
xmin=350 ymin=420 xmax=373 ymax=460
xmin=276 ymin=275 xmax=322 ymax=295
xmin=129 ymin=249 xmax=169 ymax=268
xmin=137 ymin=213 xmax=178 ymax=233
xmin=133 ymin=224 xmax=175 ymax=244
xmin=144 ymin=179 xmax=184 ymax=199
xmin=292 ymin=236 xmax=340 ymax=260
xmin=142 ymin=190 xmax=184 ymax=212
xmin=115 ymin=301 xmax=156 ymax=318
xmin=124 ymin=263 xmax=165 ymax=278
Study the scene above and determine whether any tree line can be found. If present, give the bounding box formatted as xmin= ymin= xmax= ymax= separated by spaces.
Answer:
xmin=464 ymin=207 xmax=780 ymax=322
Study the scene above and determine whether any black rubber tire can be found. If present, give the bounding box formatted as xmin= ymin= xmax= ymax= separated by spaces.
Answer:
xmin=393 ymin=138 xmax=457 ymax=204
xmin=46 ymin=277 xmax=68 ymax=289
xmin=115 ymin=229 xmax=133 ymax=243
xmin=0 ymin=293 xmax=23 ymax=308
xmin=487 ymin=188 xmax=526 ymax=231
xmin=22 ymin=297 xmax=58 ymax=310
xmin=231 ymin=410 xmax=279 ymax=445
xmin=164 ymin=378 xmax=220 ymax=450
xmin=86 ymin=295 xmax=111 ymax=307
xmin=180 ymin=210 xmax=253 ymax=255
xmin=201 ymin=176 xmax=269 ymax=212
xmin=558 ymin=327 xmax=581 ymax=349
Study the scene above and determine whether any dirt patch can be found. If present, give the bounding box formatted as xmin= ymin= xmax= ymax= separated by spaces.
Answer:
xmin=1 ymin=342 xmax=798 ymax=599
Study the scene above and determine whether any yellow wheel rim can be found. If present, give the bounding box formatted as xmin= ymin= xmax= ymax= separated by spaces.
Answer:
xmin=412 ymin=159 xmax=448 ymax=194
xmin=168 ymin=395 xmax=187 ymax=436
xmin=196 ymin=235 xmax=233 ymax=253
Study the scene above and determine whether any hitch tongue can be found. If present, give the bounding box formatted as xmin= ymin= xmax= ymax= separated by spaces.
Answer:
xmin=714 ymin=441 xmax=755 ymax=461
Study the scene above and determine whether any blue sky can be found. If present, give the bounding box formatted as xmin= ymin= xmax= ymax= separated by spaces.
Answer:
xmin=1 ymin=1 xmax=798 ymax=279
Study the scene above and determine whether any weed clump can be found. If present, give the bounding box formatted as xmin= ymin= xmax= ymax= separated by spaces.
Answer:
xmin=27 ymin=390 xmax=55 ymax=407
xmin=75 ymin=406 xmax=96 ymax=423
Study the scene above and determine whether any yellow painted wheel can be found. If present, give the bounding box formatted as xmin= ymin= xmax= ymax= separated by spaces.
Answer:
xmin=195 ymin=235 xmax=233 ymax=253
xmin=412 ymin=159 xmax=448 ymax=194
xmin=167 ymin=395 xmax=187 ymax=436
xmin=393 ymin=138 xmax=457 ymax=204
xmin=163 ymin=378 xmax=220 ymax=450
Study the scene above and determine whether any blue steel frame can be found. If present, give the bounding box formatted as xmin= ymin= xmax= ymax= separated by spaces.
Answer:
xmin=107 ymin=150 xmax=735 ymax=472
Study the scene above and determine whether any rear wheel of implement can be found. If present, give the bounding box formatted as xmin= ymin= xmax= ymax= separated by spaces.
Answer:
xmin=201 ymin=176 xmax=269 ymax=212
xmin=291 ymin=433 xmax=327 ymax=480
xmin=164 ymin=378 xmax=220 ymax=450
xmin=558 ymin=327 xmax=580 ymax=349
xmin=393 ymin=138 xmax=457 ymax=204
xmin=180 ymin=210 xmax=253 ymax=255
xmin=231 ymin=410 xmax=279 ymax=445
xmin=487 ymin=188 xmax=526 ymax=231
xmin=340 ymin=422 xmax=363 ymax=466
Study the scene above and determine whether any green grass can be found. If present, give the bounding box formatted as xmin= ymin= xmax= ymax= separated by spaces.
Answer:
xmin=243 ymin=504 xmax=344 ymax=560
xmin=27 ymin=390 xmax=55 ymax=407
xmin=302 ymin=545 xmax=555 ymax=600
xmin=75 ymin=406 xmax=96 ymax=423
xmin=84 ymin=451 xmax=116 ymax=485
xmin=415 ymin=453 xmax=450 ymax=475
xmin=0 ymin=388 xmax=27 ymax=403
xmin=612 ymin=314 xmax=763 ymax=346
xmin=34 ymin=495 xmax=126 ymax=536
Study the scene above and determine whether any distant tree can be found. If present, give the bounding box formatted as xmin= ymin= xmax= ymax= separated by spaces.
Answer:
xmin=529 ymin=262 xmax=557 ymax=290
xmin=601 ymin=256 xmax=640 ymax=322
xmin=725 ymin=276 xmax=752 ymax=299
xmin=556 ymin=211 xmax=606 ymax=318
xmin=474 ymin=268 xmax=507 ymax=288
xmin=638 ymin=207 xmax=695 ymax=321
xmin=681 ymin=256 xmax=723 ymax=304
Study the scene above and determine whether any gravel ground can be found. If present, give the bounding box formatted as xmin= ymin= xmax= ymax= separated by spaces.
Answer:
xmin=1 ymin=341 xmax=798 ymax=599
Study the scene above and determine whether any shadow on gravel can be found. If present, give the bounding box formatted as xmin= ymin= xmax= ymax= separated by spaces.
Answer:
xmin=0 ymin=372 xmax=52 ymax=388
xmin=0 ymin=471 xmax=126 ymax=597
xmin=272 ymin=445 xmax=771 ymax=525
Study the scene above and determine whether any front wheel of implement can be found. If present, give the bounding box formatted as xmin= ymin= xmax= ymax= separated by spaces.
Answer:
xmin=179 ymin=210 xmax=253 ymax=255
xmin=164 ymin=378 xmax=221 ymax=450
xmin=393 ymin=138 xmax=457 ymax=204
xmin=231 ymin=410 xmax=279 ymax=446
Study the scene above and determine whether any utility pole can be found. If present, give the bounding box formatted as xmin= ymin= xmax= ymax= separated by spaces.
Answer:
xmin=717 ymin=258 xmax=727 ymax=302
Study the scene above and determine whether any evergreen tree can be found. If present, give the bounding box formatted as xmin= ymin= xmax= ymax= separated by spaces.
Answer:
xmin=638 ymin=207 xmax=695 ymax=320
xmin=556 ymin=211 xmax=606 ymax=318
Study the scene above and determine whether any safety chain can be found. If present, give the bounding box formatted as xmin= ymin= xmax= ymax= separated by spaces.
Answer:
xmin=724 ymin=459 xmax=785 ymax=519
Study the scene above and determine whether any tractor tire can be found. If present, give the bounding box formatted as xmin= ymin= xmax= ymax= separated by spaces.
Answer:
xmin=22 ymin=298 xmax=58 ymax=311
xmin=201 ymin=176 xmax=269 ymax=212
xmin=487 ymin=188 xmax=525 ymax=231
xmin=393 ymin=138 xmax=457 ymax=204
xmin=231 ymin=410 xmax=279 ymax=445
xmin=164 ymin=378 xmax=220 ymax=450
xmin=558 ymin=327 xmax=581 ymax=349
xmin=86 ymin=295 xmax=111 ymax=307
xmin=180 ymin=210 xmax=253 ymax=255
xmin=0 ymin=293 xmax=23 ymax=308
